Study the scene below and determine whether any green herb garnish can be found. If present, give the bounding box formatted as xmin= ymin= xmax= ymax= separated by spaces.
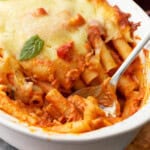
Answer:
xmin=19 ymin=35 xmax=44 ymax=61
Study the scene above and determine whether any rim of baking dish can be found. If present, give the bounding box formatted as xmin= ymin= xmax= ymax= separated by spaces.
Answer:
xmin=0 ymin=0 xmax=150 ymax=143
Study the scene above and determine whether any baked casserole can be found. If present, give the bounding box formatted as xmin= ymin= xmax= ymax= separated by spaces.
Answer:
xmin=0 ymin=0 xmax=148 ymax=133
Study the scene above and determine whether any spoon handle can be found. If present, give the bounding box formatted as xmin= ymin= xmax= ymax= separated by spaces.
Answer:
xmin=110 ymin=31 xmax=150 ymax=86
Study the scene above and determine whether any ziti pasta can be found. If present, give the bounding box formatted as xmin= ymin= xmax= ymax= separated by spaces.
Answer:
xmin=0 ymin=0 xmax=148 ymax=133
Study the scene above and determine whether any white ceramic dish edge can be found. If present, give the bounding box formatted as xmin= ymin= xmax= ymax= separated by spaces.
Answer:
xmin=0 ymin=0 xmax=150 ymax=150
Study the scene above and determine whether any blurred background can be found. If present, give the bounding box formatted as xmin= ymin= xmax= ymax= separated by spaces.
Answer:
xmin=134 ymin=0 xmax=150 ymax=16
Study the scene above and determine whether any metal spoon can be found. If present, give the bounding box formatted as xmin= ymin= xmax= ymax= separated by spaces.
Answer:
xmin=74 ymin=31 xmax=150 ymax=116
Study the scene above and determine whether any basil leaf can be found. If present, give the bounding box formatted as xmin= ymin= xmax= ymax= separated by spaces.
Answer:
xmin=19 ymin=35 xmax=44 ymax=61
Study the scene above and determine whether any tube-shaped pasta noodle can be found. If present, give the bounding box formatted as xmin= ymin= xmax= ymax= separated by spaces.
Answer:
xmin=84 ymin=54 xmax=108 ymax=84
xmin=108 ymin=48 xmax=122 ymax=65
xmin=46 ymin=89 xmax=82 ymax=121
xmin=68 ymin=95 xmax=86 ymax=114
xmin=44 ymin=103 xmax=62 ymax=121
xmin=117 ymin=75 xmax=138 ymax=97
xmin=73 ymin=79 xmax=86 ymax=90
xmin=87 ymin=22 xmax=104 ymax=57
xmin=30 ymin=93 xmax=43 ymax=107
xmin=112 ymin=38 xmax=132 ymax=60
xmin=122 ymin=91 xmax=142 ymax=118
xmin=97 ymin=62 xmax=109 ymax=83
xmin=48 ymin=96 xmax=108 ymax=133
xmin=100 ymin=44 xmax=118 ymax=74
xmin=0 ymin=90 xmax=38 ymax=125
xmin=25 ymin=84 xmax=44 ymax=107
xmin=88 ymin=25 xmax=117 ymax=74
xmin=20 ymin=58 xmax=55 ymax=82
xmin=36 ymin=81 xmax=53 ymax=93
xmin=82 ymin=68 xmax=99 ymax=85
xmin=82 ymin=55 xmax=101 ymax=84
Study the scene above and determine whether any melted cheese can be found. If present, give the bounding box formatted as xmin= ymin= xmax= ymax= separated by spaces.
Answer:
xmin=0 ymin=0 xmax=145 ymax=133
xmin=0 ymin=0 xmax=131 ymax=60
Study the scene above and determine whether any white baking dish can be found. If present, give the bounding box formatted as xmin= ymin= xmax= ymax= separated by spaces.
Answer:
xmin=0 ymin=0 xmax=150 ymax=150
